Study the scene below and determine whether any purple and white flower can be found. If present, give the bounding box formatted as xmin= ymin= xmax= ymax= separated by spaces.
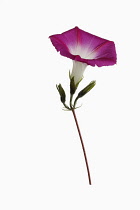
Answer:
xmin=49 ymin=26 xmax=117 ymax=83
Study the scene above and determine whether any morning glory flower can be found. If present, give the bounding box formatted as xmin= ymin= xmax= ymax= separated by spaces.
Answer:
xmin=49 ymin=27 xmax=117 ymax=185
xmin=49 ymin=26 xmax=117 ymax=84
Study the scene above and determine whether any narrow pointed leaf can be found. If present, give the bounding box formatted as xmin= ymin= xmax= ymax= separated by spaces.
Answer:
xmin=56 ymin=84 xmax=66 ymax=103
xmin=70 ymin=76 xmax=76 ymax=95
xmin=70 ymin=75 xmax=83 ymax=95
xmin=77 ymin=81 xmax=96 ymax=98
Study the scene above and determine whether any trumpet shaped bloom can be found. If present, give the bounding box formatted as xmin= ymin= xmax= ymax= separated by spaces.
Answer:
xmin=49 ymin=27 xmax=117 ymax=83
xmin=49 ymin=27 xmax=117 ymax=185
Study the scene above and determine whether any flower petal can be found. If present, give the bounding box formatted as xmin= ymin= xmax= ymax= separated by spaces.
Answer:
xmin=71 ymin=61 xmax=87 ymax=84
xmin=49 ymin=27 xmax=117 ymax=67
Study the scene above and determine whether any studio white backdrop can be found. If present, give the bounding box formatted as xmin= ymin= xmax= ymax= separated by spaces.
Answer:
xmin=0 ymin=0 xmax=140 ymax=209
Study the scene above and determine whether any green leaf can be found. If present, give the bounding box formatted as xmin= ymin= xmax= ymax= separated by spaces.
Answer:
xmin=77 ymin=80 xmax=96 ymax=98
xmin=56 ymin=84 xmax=66 ymax=104
xmin=70 ymin=76 xmax=83 ymax=95
xmin=70 ymin=76 xmax=76 ymax=95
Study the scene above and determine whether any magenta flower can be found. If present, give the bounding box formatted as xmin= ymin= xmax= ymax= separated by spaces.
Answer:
xmin=49 ymin=26 xmax=117 ymax=83
xmin=49 ymin=27 xmax=117 ymax=185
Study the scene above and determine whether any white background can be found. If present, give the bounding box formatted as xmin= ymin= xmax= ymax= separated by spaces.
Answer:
xmin=0 ymin=0 xmax=140 ymax=209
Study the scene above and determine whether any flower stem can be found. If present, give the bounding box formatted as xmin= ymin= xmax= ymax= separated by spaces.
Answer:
xmin=71 ymin=108 xmax=92 ymax=185
xmin=70 ymin=94 xmax=74 ymax=109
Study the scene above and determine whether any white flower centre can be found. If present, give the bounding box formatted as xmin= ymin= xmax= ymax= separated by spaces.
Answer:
xmin=69 ymin=44 xmax=97 ymax=59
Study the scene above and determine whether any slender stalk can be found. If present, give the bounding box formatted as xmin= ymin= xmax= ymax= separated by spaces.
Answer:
xmin=70 ymin=94 xmax=74 ymax=109
xmin=73 ymin=96 xmax=78 ymax=108
xmin=71 ymin=108 xmax=92 ymax=185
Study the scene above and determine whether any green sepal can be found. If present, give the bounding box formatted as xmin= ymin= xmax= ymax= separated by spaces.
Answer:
xmin=56 ymin=84 xmax=66 ymax=104
xmin=70 ymin=75 xmax=83 ymax=95
xmin=77 ymin=80 xmax=96 ymax=98
xmin=70 ymin=76 xmax=76 ymax=95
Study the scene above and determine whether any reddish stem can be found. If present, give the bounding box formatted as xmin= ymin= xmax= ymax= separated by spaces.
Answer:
xmin=71 ymin=109 xmax=92 ymax=185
